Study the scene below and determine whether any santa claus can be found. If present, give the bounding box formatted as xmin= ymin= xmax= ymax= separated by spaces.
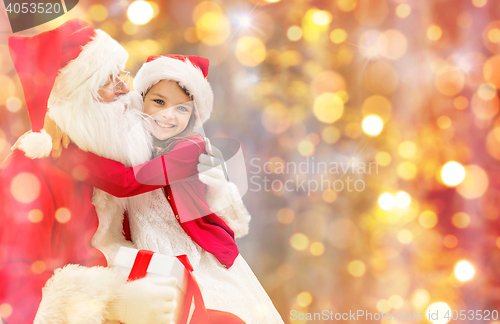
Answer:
xmin=0 ymin=19 xmax=250 ymax=324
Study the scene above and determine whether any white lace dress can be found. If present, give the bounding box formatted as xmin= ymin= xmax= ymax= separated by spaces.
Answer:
xmin=126 ymin=189 xmax=284 ymax=324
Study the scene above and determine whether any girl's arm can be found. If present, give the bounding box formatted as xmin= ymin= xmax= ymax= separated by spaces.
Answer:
xmin=56 ymin=139 xmax=203 ymax=198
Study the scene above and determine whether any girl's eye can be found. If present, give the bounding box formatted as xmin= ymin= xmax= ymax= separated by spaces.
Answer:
xmin=154 ymin=99 xmax=164 ymax=105
xmin=177 ymin=106 xmax=188 ymax=112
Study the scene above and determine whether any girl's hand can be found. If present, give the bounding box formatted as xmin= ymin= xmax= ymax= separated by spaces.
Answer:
xmin=198 ymin=150 xmax=228 ymax=205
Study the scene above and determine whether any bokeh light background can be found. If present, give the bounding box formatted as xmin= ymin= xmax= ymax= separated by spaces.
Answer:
xmin=1 ymin=0 xmax=500 ymax=323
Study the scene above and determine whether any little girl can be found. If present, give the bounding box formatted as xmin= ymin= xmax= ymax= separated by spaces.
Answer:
xmin=56 ymin=55 xmax=284 ymax=323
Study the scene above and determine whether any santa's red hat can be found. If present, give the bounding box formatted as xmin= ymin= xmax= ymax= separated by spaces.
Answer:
xmin=133 ymin=55 xmax=213 ymax=128
xmin=9 ymin=19 xmax=129 ymax=158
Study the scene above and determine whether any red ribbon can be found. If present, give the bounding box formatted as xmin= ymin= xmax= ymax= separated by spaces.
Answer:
xmin=126 ymin=250 xmax=245 ymax=324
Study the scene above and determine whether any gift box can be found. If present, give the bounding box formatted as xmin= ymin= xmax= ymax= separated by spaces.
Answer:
xmin=113 ymin=246 xmax=193 ymax=323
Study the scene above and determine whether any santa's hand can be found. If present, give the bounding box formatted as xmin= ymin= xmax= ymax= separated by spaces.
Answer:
xmin=105 ymin=276 xmax=177 ymax=324
xmin=198 ymin=151 xmax=228 ymax=205
xmin=43 ymin=114 xmax=71 ymax=160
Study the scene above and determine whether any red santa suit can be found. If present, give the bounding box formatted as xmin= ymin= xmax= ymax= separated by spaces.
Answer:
xmin=0 ymin=21 xmax=251 ymax=324
xmin=0 ymin=19 xmax=136 ymax=324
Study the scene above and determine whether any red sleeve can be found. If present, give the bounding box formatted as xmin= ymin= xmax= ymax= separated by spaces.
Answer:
xmin=56 ymin=136 xmax=205 ymax=198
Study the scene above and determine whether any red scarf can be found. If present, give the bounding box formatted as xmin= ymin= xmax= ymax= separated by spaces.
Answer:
xmin=158 ymin=137 xmax=239 ymax=268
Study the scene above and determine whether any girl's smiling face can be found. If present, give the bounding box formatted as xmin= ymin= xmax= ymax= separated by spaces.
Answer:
xmin=143 ymin=80 xmax=195 ymax=140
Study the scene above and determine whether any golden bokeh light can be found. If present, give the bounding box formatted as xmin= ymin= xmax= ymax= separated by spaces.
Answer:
xmin=435 ymin=69 xmax=465 ymax=96
xmin=290 ymin=233 xmax=309 ymax=251
xmin=412 ymin=289 xmax=430 ymax=310
xmin=337 ymin=0 xmax=356 ymax=12
xmin=376 ymin=299 xmax=391 ymax=313
xmin=389 ymin=295 xmax=404 ymax=309
xmin=452 ymin=212 xmax=471 ymax=229
xmin=6 ymin=97 xmax=22 ymax=112
xmin=10 ymin=173 xmax=41 ymax=204
xmin=397 ymin=229 xmax=413 ymax=244
xmin=330 ymin=28 xmax=347 ymax=44
xmin=127 ymin=1 xmax=154 ymax=25
xmin=375 ymin=151 xmax=392 ymax=166
xmin=313 ymin=92 xmax=344 ymax=123
xmin=396 ymin=4 xmax=411 ymax=18
xmin=312 ymin=10 xmax=332 ymax=26
xmin=55 ymin=208 xmax=71 ymax=224
xmin=322 ymin=188 xmax=337 ymax=203
xmin=277 ymin=207 xmax=295 ymax=224
xmin=287 ymin=26 xmax=303 ymax=41
xmin=297 ymin=291 xmax=313 ymax=307
xmin=419 ymin=210 xmax=438 ymax=229
xmin=472 ymin=0 xmax=487 ymax=7
xmin=0 ymin=303 xmax=13 ymax=319
xmin=427 ymin=25 xmax=442 ymax=41
xmin=440 ymin=161 xmax=466 ymax=186
xmin=397 ymin=161 xmax=418 ymax=180
xmin=394 ymin=191 xmax=411 ymax=208
xmin=478 ymin=83 xmax=497 ymax=100
xmin=31 ymin=260 xmax=46 ymax=274
xmin=311 ymin=71 xmax=346 ymax=96
xmin=378 ymin=192 xmax=395 ymax=210
xmin=454 ymin=96 xmax=469 ymax=110
xmin=484 ymin=55 xmax=500 ymax=87
xmin=379 ymin=29 xmax=408 ymax=60
xmin=471 ymin=93 xmax=499 ymax=120
xmin=443 ymin=234 xmax=458 ymax=248
xmin=28 ymin=209 xmax=43 ymax=223
xmin=362 ymin=115 xmax=384 ymax=136
xmin=310 ymin=242 xmax=325 ymax=256
xmin=235 ymin=36 xmax=266 ymax=66
xmin=298 ymin=140 xmax=315 ymax=156
xmin=347 ymin=260 xmax=366 ymax=277
xmin=88 ymin=4 xmax=108 ymax=22
xmin=456 ymin=165 xmax=489 ymax=199
xmin=426 ymin=302 xmax=451 ymax=324
xmin=196 ymin=12 xmax=231 ymax=46
xmin=398 ymin=141 xmax=417 ymax=159
xmin=436 ymin=115 xmax=452 ymax=129
xmin=454 ymin=260 xmax=475 ymax=282
xmin=321 ymin=126 xmax=341 ymax=144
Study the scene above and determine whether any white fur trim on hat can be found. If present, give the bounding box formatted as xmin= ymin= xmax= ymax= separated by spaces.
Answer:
xmin=133 ymin=57 xmax=213 ymax=127
xmin=18 ymin=129 xmax=52 ymax=158
xmin=48 ymin=29 xmax=129 ymax=106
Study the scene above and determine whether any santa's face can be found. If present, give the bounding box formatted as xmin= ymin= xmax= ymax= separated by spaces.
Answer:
xmin=97 ymin=73 xmax=131 ymax=103
xmin=143 ymin=80 xmax=194 ymax=140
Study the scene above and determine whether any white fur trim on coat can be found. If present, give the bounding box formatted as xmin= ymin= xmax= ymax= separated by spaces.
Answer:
xmin=34 ymin=264 xmax=127 ymax=324
xmin=210 ymin=182 xmax=251 ymax=238
xmin=133 ymin=56 xmax=213 ymax=128
xmin=18 ymin=129 xmax=52 ymax=158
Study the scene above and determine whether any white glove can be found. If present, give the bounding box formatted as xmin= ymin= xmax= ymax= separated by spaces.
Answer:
xmin=198 ymin=144 xmax=228 ymax=206
xmin=105 ymin=277 xmax=177 ymax=324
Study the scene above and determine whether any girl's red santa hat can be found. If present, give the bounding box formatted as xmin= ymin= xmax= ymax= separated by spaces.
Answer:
xmin=9 ymin=19 xmax=129 ymax=158
xmin=133 ymin=55 xmax=213 ymax=128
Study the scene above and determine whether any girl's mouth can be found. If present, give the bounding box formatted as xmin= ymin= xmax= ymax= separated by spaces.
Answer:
xmin=154 ymin=119 xmax=176 ymax=129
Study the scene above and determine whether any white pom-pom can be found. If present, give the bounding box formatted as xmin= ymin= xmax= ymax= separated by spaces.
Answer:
xmin=18 ymin=129 xmax=53 ymax=159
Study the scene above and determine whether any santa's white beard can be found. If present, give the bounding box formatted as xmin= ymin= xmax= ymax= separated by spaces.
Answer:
xmin=48 ymin=91 xmax=153 ymax=167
